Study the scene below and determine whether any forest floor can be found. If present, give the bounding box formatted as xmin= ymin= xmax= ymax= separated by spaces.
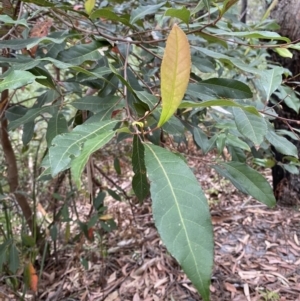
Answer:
xmin=1 ymin=141 xmax=300 ymax=301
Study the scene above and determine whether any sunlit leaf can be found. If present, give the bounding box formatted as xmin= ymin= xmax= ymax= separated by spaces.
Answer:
xmin=71 ymin=129 xmax=116 ymax=188
xmin=165 ymin=7 xmax=190 ymax=24
xmin=275 ymin=47 xmax=293 ymax=58
xmin=84 ymin=0 xmax=95 ymax=15
xmin=158 ymin=24 xmax=191 ymax=127
xmin=49 ymin=120 xmax=118 ymax=176
xmin=0 ymin=70 xmax=44 ymax=93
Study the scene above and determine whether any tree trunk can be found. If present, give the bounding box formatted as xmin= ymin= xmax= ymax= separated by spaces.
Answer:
xmin=270 ymin=0 xmax=300 ymax=206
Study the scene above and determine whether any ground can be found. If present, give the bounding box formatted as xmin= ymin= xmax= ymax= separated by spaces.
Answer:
xmin=1 ymin=142 xmax=300 ymax=301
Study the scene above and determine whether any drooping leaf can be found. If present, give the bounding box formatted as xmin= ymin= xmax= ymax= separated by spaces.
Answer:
xmin=28 ymin=66 xmax=56 ymax=89
xmin=8 ymin=243 xmax=19 ymax=274
xmin=213 ymin=162 xmax=276 ymax=207
xmin=272 ymin=85 xmax=300 ymax=113
xmin=266 ymin=130 xmax=298 ymax=158
xmin=71 ymin=129 xmax=116 ymax=188
xmin=22 ymin=122 xmax=35 ymax=145
xmin=193 ymin=127 xmax=209 ymax=153
xmin=158 ymin=24 xmax=191 ymax=127
xmin=49 ymin=120 xmax=118 ymax=176
xmin=259 ymin=67 xmax=284 ymax=101
xmin=144 ymin=144 xmax=213 ymax=301
xmin=8 ymin=106 xmax=57 ymax=131
xmin=132 ymin=135 xmax=150 ymax=202
xmin=46 ymin=113 xmax=68 ymax=146
xmin=24 ymin=262 xmax=38 ymax=292
xmin=232 ymin=107 xmax=267 ymax=146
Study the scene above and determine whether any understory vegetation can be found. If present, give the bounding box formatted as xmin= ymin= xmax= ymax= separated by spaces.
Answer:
xmin=1 ymin=0 xmax=299 ymax=300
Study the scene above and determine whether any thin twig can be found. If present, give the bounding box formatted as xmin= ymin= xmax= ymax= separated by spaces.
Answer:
xmin=0 ymin=2 xmax=24 ymax=40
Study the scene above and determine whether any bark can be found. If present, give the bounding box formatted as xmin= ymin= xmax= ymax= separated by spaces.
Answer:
xmin=240 ymin=0 xmax=247 ymax=23
xmin=0 ymin=84 xmax=35 ymax=231
xmin=269 ymin=0 xmax=300 ymax=206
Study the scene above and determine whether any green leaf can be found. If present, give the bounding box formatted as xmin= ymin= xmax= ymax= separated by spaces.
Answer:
xmin=71 ymin=129 xmax=116 ymax=188
xmin=0 ymin=56 xmax=38 ymax=70
xmin=49 ymin=120 xmax=118 ymax=176
xmin=193 ymin=46 xmax=264 ymax=74
xmin=198 ymin=78 xmax=253 ymax=99
xmin=186 ymin=81 xmax=253 ymax=102
xmin=180 ymin=99 xmax=260 ymax=116
xmin=259 ymin=67 xmax=284 ymax=101
xmin=46 ymin=113 xmax=68 ymax=146
xmin=275 ymin=47 xmax=293 ymax=58
xmin=213 ymin=162 xmax=276 ymax=207
xmin=232 ymin=108 xmax=267 ymax=145
xmin=28 ymin=66 xmax=56 ymax=89
xmin=266 ymin=130 xmax=298 ymax=158
xmin=273 ymin=85 xmax=300 ymax=113
xmin=8 ymin=106 xmax=56 ymax=131
xmin=192 ymin=56 xmax=216 ymax=73
xmin=114 ymin=158 xmax=121 ymax=175
xmin=165 ymin=7 xmax=190 ymax=24
xmin=226 ymin=133 xmax=250 ymax=151
xmin=0 ymin=15 xmax=29 ymax=28
xmin=22 ymin=122 xmax=35 ymax=145
xmin=8 ymin=243 xmax=19 ymax=274
xmin=21 ymin=234 xmax=36 ymax=248
xmin=144 ymin=144 xmax=213 ymax=301
xmin=193 ymin=127 xmax=209 ymax=153
xmin=130 ymin=2 xmax=166 ymax=24
xmin=90 ymin=8 xmax=131 ymax=26
xmin=0 ymin=35 xmax=68 ymax=50
xmin=84 ymin=0 xmax=95 ymax=15
xmin=71 ymin=95 xmax=121 ymax=114
xmin=21 ymin=0 xmax=55 ymax=7
xmin=207 ymin=28 xmax=290 ymax=42
xmin=158 ymin=24 xmax=191 ymax=127
xmin=57 ymin=41 xmax=104 ymax=66
xmin=0 ymin=70 xmax=45 ymax=93
xmin=107 ymin=189 xmax=121 ymax=201
xmin=132 ymin=136 xmax=150 ymax=202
